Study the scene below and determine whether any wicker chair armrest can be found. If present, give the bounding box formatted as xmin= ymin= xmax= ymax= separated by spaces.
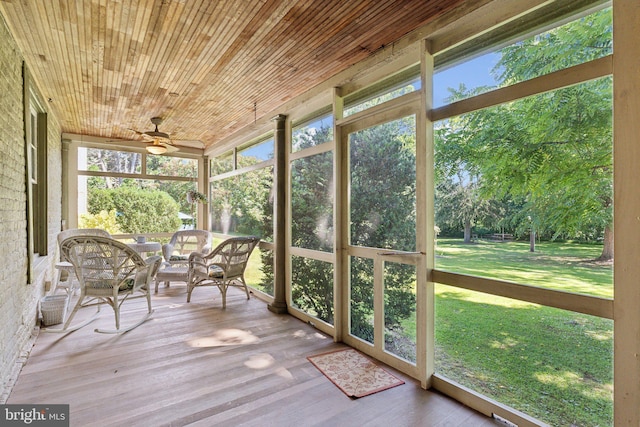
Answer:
xmin=188 ymin=251 xmax=209 ymax=276
xmin=161 ymin=243 xmax=174 ymax=262
xmin=145 ymin=255 xmax=163 ymax=277
xmin=188 ymin=250 xmax=208 ymax=261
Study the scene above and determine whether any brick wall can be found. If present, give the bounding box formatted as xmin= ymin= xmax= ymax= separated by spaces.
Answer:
xmin=0 ymin=12 xmax=62 ymax=402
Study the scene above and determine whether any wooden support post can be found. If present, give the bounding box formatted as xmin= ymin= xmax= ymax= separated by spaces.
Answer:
xmin=268 ymin=114 xmax=288 ymax=314
xmin=613 ymin=1 xmax=640 ymax=425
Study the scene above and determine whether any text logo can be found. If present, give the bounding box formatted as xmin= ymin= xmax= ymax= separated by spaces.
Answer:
xmin=1 ymin=405 xmax=69 ymax=426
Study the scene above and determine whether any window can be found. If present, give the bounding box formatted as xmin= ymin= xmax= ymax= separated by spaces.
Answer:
xmin=344 ymin=66 xmax=421 ymax=116
xmin=210 ymin=150 xmax=234 ymax=175
xmin=24 ymin=66 xmax=48 ymax=282
xmin=209 ymin=143 xmax=274 ymax=296
xmin=78 ymin=147 xmax=141 ymax=173
xmin=433 ymin=10 xmax=612 ymax=107
xmin=431 ymin=7 xmax=613 ymax=426
xmin=237 ymin=137 xmax=274 ymax=164
xmin=77 ymin=149 xmax=199 ymax=233
xmin=290 ymin=111 xmax=336 ymax=327
xmin=433 ymin=9 xmax=613 ymax=295
xmin=291 ymin=151 xmax=334 ymax=252
xmin=292 ymin=113 xmax=333 ymax=152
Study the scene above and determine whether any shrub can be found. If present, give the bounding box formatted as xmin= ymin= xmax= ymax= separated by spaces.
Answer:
xmin=78 ymin=209 xmax=122 ymax=234
xmin=88 ymin=187 xmax=182 ymax=233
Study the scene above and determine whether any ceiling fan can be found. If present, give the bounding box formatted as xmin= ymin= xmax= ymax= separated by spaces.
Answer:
xmin=130 ymin=117 xmax=179 ymax=154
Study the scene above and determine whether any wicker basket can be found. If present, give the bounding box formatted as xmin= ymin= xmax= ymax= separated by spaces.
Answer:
xmin=40 ymin=295 xmax=69 ymax=326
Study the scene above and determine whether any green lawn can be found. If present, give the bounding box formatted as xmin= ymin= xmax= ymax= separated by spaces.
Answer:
xmin=435 ymin=238 xmax=612 ymax=297
xmin=431 ymin=238 xmax=613 ymax=427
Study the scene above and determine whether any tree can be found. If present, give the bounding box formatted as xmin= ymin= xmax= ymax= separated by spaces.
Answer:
xmin=436 ymin=10 xmax=613 ymax=259
xmin=86 ymin=148 xmax=140 ymax=189
xmin=349 ymin=117 xmax=417 ymax=342
xmin=147 ymin=155 xmax=199 ymax=215
xmin=291 ymin=136 xmax=334 ymax=251
xmin=500 ymin=9 xmax=612 ymax=260
xmin=435 ymin=113 xmax=502 ymax=243
xmin=290 ymin=130 xmax=334 ymax=323
xmin=435 ymin=176 xmax=497 ymax=243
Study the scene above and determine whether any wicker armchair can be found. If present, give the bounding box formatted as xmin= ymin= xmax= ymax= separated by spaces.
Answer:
xmin=58 ymin=235 xmax=161 ymax=334
xmin=54 ymin=228 xmax=111 ymax=297
xmin=156 ymin=230 xmax=212 ymax=291
xmin=187 ymin=236 xmax=259 ymax=308
xmin=162 ymin=229 xmax=212 ymax=266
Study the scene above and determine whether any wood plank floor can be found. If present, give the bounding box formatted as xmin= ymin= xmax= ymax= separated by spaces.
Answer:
xmin=8 ymin=285 xmax=500 ymax=427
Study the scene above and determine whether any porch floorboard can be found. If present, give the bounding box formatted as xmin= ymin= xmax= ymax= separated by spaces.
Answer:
xmin=8 ymin=285 xmax=498 ymax=427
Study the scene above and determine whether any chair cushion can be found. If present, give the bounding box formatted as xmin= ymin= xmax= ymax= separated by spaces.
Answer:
xmin=120 ymin=278 xmax=136 ymax=291
xmin=169 ymin=254 xmax=189 ymax=261
xmin=87 ymin=278 xmax=135 ymax=291
xmin=207 ymin=265 xmax=224 ymax=278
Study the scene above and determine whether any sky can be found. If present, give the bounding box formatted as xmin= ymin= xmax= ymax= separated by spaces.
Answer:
xmin=433 ymin=52 xmax=501 ymax=107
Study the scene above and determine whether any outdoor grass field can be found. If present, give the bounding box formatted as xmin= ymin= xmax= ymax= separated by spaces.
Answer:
xmin=432 ymin=238 xmax=613 ymax=427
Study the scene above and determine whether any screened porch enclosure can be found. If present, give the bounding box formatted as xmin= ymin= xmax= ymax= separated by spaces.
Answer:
xmin=38 ymin=0 xmax=639 ymax=426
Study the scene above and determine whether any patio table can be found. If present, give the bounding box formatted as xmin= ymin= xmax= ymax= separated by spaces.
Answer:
xmin=126 ymin=241 xmax=161 ymax=257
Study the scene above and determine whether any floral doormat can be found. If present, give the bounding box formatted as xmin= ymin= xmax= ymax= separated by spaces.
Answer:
xmin=307 ymin=348 xmax=405 ymax=398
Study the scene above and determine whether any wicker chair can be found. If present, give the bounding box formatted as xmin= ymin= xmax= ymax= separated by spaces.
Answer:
xmin=54 ymin=228 xmax=112 ymax=298
xmin=187 ymin=236 xmax=260 ymax=308
xmin=162 ymin=229 xmax=212 ymax=266
xmin=156 ymin=229 xmax=212 ymax=292
xmin=58 ymin=235 xmax=161 ymax=334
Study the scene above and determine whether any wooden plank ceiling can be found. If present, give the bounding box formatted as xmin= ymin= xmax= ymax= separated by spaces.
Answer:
xmin=0 ymin=0 xmax=464 ymax=151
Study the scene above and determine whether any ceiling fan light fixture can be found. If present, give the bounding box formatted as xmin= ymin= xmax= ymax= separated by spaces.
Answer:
xmin=146 ymin=144 xmax=167 ymax=155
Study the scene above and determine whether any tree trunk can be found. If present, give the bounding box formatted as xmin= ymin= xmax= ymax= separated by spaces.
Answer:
xmin=463 ymin=219 xmax=472 ymax=243
xmin=530 ymin=229 xmax=536 ymax=252
xmin=597 ymin=224 xmax=614 ymax=261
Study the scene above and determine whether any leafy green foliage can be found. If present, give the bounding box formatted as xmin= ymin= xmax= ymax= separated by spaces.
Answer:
xmin=435 ymin=9 xmax=613 ymax=258
xmin=497 ymin=10 xmax=612 ymax=84
xmin=349 ymin=117 xmax=417 ymax=338
xmin=435 ymin=113 xmax=505 ymax=241
xmin=290 ymin=136 xmax=334 ymax=323
xmin=85 ymin=149 xmax=199 ymax=219
xmin=78 ymin=209 xmax=122 ymax=234
xmin=350 ymin=119 xmax=416 ymax=252
xmin=143 ymin=156 xmax=199 ymax=216
xmin=210 ymin=166 xmax=273 ymax=238
xmin=350 ymin=256 xmax=375 ymax=342
xmin=88 ymin=187 xmax=182 ymax=233
xmin=291 ymin=130 xmax=334 ymax=252
xmin=291 ymin=256 xmax=334 ymax=324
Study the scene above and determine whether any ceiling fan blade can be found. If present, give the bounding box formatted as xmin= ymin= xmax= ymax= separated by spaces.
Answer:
xmin=161 ymin=142 xmax=180 ymax=153
xmin=172 ymin=139 xmax=205 ymax=149
xmin=128 ymin=128 xmax=154 ymax=141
